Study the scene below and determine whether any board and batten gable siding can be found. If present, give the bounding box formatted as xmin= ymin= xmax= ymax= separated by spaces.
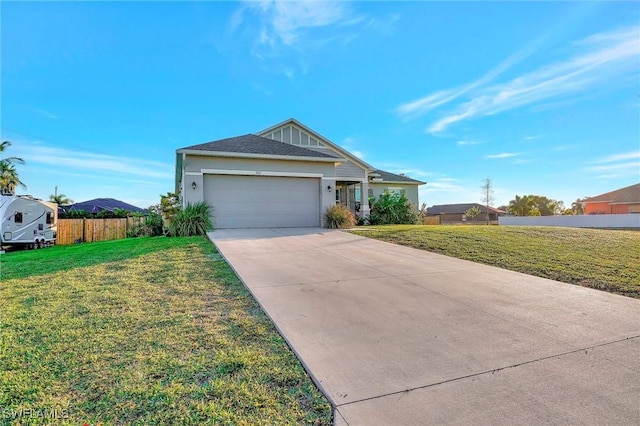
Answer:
xmin=260 ymin=123 xmax=368 ymax=181
xmin=369 ymin=183 xmax=420 ymax=209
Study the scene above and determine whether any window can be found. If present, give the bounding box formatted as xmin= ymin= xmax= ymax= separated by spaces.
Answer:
xmin=46 ymin=212 xmax=53 ymax=224
xmin=14 ymin=212 xmax=23 ymax=223
xmin=386 ymin=187 xmax=404 ymax=195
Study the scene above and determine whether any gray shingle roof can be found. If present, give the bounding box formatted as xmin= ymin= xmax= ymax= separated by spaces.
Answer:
xmin=372 ymin=169 xmax=425 ymax=184
xmin=427 ymin=203 xmax=505 ymax=215
xmin=66 ymin=198 xmax=147 ymax=214
xmin=179 ymin=134 xmax=340 ymax=159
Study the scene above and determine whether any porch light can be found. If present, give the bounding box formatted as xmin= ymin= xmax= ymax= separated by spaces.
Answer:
xmin=327 ymin=185 xmax=332 ymax=192
xmin=192 ymin=181 xmax=197 ymax=190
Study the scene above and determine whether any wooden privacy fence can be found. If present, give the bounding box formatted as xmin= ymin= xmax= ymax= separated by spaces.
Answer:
xmin=56 ymin=217 xmax=145 ymax=245
xmin=422 ymin=216 xmax=441 ymax=225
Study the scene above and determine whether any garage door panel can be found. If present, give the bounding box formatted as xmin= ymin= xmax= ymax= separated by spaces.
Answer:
xmin=204 ymin=175 xmax=320 ymax=229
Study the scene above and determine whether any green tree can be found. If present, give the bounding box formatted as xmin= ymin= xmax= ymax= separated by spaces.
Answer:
xmin=571 ymin=198 xmax=585 ymax=215
xmin=508 ymin=195 xmax=534 ymax=216
xmin=528 ymin=206 xmax=541 ymax=216
xmin=160 ymin=191 xmax=181 ymax=222
xmin=0 ymin=141 xmax=26 ymax=194
xmin=464 ymin=206 xmax=482 ymax=221
xmin=508 ymin=194 xmax=566 ymax=216
xmin=49 ymin=190 xmax=73 ymax=205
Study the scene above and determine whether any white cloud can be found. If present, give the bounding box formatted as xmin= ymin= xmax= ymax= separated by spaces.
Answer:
xmin=14 ymin=141 xmax=174 ymax=180
xmin=591 ymin=151 xmax=640 ymax=164
xmin=586 ymin=161 xmax=640 ymax=172
xmin=397 ymin=25 xmax=640 ymax=133
xmin=552 ymin=145 xmax=574 ymax=152
xmin=484 ymin=152 xmax=521 ymax=159
xmin=585 ymin=150 xmax=640 ymax=177
xmin=457 ymin=140 xmax=481 ymax=146
xmin=396 ymin=34 xmax=545 ymax=121
xmin=240 ymin=0 xmax=360 ymax=48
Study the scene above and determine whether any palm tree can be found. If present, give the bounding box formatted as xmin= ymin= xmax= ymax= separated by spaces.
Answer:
xmin=0 ymin=141 xmax=25 ymax=195
xmin=49 ymin=193 xmax=73 ymax=205
xmin=50 ymin=185 xmax=73 ymax=205
xmin=508 ymin=195 xmax=533 ymax=216
xmin=571 ymin=198 xmax=585 ymax=215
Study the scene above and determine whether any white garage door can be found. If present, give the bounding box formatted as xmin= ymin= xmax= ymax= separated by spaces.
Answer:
xmin=204 ymin=175 xmax=321 ymax=229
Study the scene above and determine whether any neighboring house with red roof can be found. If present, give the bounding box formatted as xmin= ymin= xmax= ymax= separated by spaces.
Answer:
xmin=580 ymin=183 xmax=640 ymax=215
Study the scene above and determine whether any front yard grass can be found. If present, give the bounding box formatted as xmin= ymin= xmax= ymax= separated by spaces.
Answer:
xmin=0 ymin=237 xmax=331 ymax=425
xmin=349 ymin=225 xmax=640 ymax=298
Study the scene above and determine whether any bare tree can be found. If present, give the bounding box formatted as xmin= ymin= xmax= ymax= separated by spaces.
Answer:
xmin=480 ymin=178 xmax=494 ymax=224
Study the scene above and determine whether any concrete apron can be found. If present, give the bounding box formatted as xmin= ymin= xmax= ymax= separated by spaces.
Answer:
xmin=209 ymin=228 xmax=640 ymax=426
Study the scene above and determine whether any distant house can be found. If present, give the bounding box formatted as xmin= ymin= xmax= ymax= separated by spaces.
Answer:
xmin=426 ymin=203 xmax=506 ymax=223
xmin=61 ymin=198 xmax=147 ymax=216
xmin=580 ymin=183 xmax=640 ymax=215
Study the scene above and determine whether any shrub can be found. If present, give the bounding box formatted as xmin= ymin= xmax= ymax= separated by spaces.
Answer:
xmin=368 ymin=192 xmax=419 ymax=225
xmin=126 ymin=213 xmax=163 ymax=238
xmin=325 ymin=204 xmax=356 ymax=229
xmin=66 ymin=209 xmax=91 ymax=219
xmin=145 ymin=212 xmax=163 ymax=236
xmin=167 ymin=202 xmax=213 ymax=236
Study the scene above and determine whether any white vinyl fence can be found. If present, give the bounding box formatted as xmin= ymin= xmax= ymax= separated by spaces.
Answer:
xmin=498 ymin=214 xmax=640 ymax=228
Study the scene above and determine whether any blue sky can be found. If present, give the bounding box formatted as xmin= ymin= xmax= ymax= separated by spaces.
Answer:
xmin=2 ymin=1 xmax=639 ymax=209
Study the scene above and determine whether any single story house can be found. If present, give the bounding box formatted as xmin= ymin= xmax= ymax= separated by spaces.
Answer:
xmin=176 ymin=118 xmax=426 ymax=229
xmin=61 ymin=198 xmax=147 ymax=217
xmin=580 ymin=183 xmax=640 ymax=214
xmin=426 ymin=203 xmax=505 ymax=223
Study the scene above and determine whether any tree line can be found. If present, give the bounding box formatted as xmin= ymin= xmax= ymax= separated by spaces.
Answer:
xmin=499 ymin=194 xmax=584 ymax=216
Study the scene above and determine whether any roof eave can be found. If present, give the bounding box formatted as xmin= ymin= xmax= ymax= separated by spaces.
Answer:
xmin=258 ymin=118 xmax=375 ymax=171
xmin=371 ymin=180 xmax=427 ymax=185
xmin=177 ymin=148 xmax=346 ymax=163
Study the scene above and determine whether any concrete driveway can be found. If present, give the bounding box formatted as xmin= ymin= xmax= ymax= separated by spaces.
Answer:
xmin=209 ymin=228 xmax=640 ymax=425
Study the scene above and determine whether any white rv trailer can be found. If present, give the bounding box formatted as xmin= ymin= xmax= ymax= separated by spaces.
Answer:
xmin=0 ymin=194 xmax=57 ymax=248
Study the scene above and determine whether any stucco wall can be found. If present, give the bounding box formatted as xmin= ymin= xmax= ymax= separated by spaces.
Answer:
xmin=369 ymin=183 xmax=420 ymax=210
xmin=184 ymin=155 xmax=336 ymax=176
xmin=499 ymin=214 xmax=640 ymax=228
xmin=181 ymin=154 xmax=338 ymax=226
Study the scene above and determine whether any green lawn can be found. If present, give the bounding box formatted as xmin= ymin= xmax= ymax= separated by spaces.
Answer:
xmin=0 ymin=237 xmax=331 ymax=425
xmin=349 ymin=225 xmax=640 ymax=298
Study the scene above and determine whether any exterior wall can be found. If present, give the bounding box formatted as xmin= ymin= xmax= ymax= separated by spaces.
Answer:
xmin=499 ymin=214 xmax=640 ymax=228
xmin=584 ymin=202 xmax=640 ymax=214
xmin=184 ymin=155 xmax=336 ymax=176
xmin=584 ymin=201 xmax=612 ymax=215
xmin=310 ymin=147 xmax=366 ymax=179
xmin=368 ymin=183 xmax=420 ymax=210
xmin=438 ymin=213 xmax=498 ymax=223
xmin=181 ymin=154 xmax=337 ymax=227
xmin=612 ymin=203 xmax=640 ymax=214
